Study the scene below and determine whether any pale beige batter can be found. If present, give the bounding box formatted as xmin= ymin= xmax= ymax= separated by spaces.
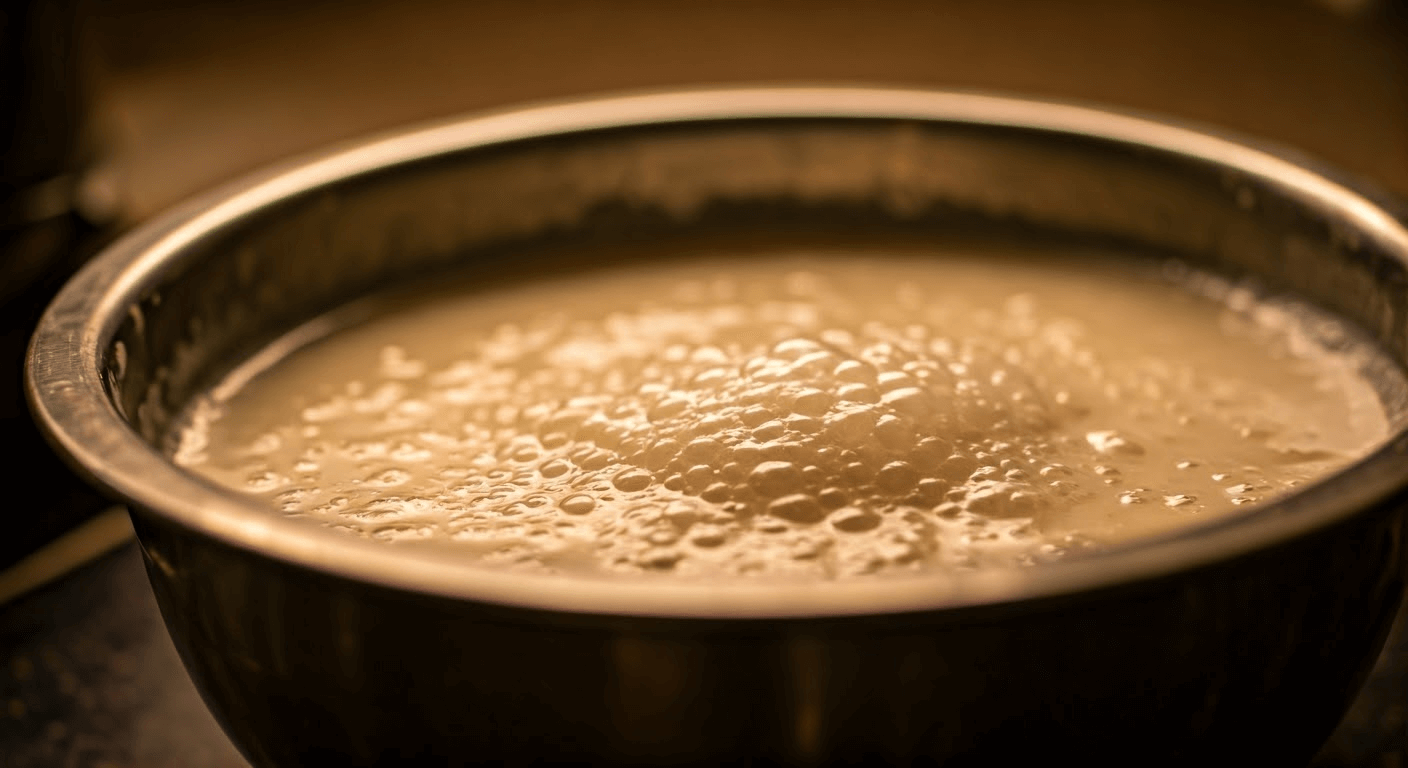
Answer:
xmin=170 ymin=246 xmax=1395 ymax=579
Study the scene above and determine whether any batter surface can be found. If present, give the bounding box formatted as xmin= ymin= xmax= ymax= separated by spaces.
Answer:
xmin=170 ymin=245 xmax=1394 ymax=579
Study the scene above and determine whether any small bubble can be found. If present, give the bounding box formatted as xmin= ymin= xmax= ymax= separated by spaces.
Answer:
xmin=612 ymin=468 xmax=653 ymax=492
xmin=648 ymin=398 xmax=690 ymax=422
xmin=830 ymin=507 xmax=880 ymax=533
xmin=372 ymin=524 xmax=435 ymax=542
xmin=366 ymin=469 xmax=410 ymax=487
xmin=833 ymin=359 xmax=876 ymax=382
xmin=539 ymin=458 xmax=571 ymax=478
xmin=880 ymin=387 xmax=935 ymax=417
xmin=752 ymin=420 xmax=787 ymax=442
xmin=877 ymin=461 xmax=919 ymax=492
xmin=245 ymin=469 xmax=287 ymax=492
xmin=773 ymin=338 xmax=824 ymax=359
xmin=510 ymin=445 xmax=540 ymax=463
xmin=825 ymin=408 xmax=876 ymax=442
xmin=875 ymin=415 xmax=912 ymax=448
xmin=572 ymin=448 xmax=612 ymax=471
xmin=647 ymin=528 xmax=681 ymax=546
xmin=876 ymin=371 xmax=915 ymax=392
xmin=739 ymin=406 xmax=775 ymax=427
xmin=748 ymin=461 xmax=803 ymax=497
xmin=1086 ymin=430 xmax=1145 ymax=456
xmin=639 ymin=548 xmax=683 ymax=569
xmin=684 ymin=464 xmax=715 ymax=488
xmin=766 ymin=494 xmax=825 ymax=523
xmin=818 ymin=487 xmax=849 ymax=508
xmin=560 ymin=494 xmax=596 ymax=515
xmin=792 ymin=389 xmax=833 ymax=417
xmin=701 ymin=482 xmax=732 ymax=503
xmin=690 ymin=527 xmax=728 ymax=548
xmin=783 ymin=414 xmax=822 ymax=434
xmin=681 ymin=437 xmax=725 ymax=464
xmin=790 ymin=537 xmax=826 ymax=560
xmin=938 ymin=454 xmax=979 ymax=482
xmin=836 ymin=383 xmax=879 ymax=403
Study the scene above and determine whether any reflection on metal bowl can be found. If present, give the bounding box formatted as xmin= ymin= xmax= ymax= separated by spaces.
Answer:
xmin=26 ymin=88 xmax=1408 ymax=766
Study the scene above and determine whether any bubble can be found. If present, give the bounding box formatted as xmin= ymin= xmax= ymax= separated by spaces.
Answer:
xmin=612 ymin=468 xmax=653 ymax=492
xmin=681 ymin=437 xmax=726 ymax=464
xmin=825 ymin=408 xmax=876 ymax=443
xmin=938 ymin=455 xmax=979 ymax=482
xmin=649 ymin=398 xmax=690 ymax=422
xmin=752 ymin=420 xmax=787 ymax=442
xmin=371 ymin=524 xmax=435 ymax=542
xmin=510 ymin=445 xmax=540 ymax=463
xmin=880 ymin=387 xmax=935 ymax=418
xmin=830 ymin=507 xmax=881 ymax=532
xmin=836 ymin=383 xmax=879 ymax=403
xmin=766 ymin=494 xmax=825 ymax=523
xmin=1086 ymin=430 xmax=1145 ymax=456
xmin=639 ymin=548 xmax=683 ymax=569
xmin=830 ymin=359 xmax=873 ymax=382
xmin=788 ymin=416 xmax=824 ymax=435
xmin=876 ymin=371 xmax=915 ymax=392
xmin=876 ymin=461 xmax=919 ymax=492
xmin=647 ymin=528 xmax=681 ymax=546
xmin=690 ymin=526 xmax=728 ymax=548
xmin=571 ymin=448 xmax=612 ymax=471
xmin=559 ymin=494 xmax=596 ymax=515
xmin=701 ymin=483 xmax=732 ymax=503
xmin=818 ymin=487 xmax=849 ymax=508
xmin=792 ymin=389 xmax=833 ymax=417
xmin=747 ymin=461 xmax=803 ymax=498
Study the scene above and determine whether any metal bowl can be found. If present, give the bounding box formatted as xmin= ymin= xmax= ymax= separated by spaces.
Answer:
xmin=26 ymin=88 xmax=1408 ymax=766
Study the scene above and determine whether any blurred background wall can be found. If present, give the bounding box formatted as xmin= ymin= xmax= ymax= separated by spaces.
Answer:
xmin=82 ymin=0 xmax=1408 ymax=224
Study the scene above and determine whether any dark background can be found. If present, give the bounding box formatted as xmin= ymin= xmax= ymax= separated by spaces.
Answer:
xmin=2 ymin=1 xmax=1406 ymax=765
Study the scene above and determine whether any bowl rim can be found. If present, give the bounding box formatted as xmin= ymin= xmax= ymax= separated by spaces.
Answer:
xmin=26 ymin=86 xmax=1408 ymax=618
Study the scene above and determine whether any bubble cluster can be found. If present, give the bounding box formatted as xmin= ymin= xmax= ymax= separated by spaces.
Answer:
xmin=171 ymin=250 xmax=1393 ymax=579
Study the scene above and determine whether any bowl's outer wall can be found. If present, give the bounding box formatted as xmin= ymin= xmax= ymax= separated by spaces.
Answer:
xmin=33 ymin=92 xmax=1408 ymax=765
xmin=131 ymin=497 xmax=1407 ymax=766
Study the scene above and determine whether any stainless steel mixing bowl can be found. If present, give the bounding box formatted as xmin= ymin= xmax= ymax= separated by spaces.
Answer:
xmin=26 ymin=88 xmax=1408 ymax=766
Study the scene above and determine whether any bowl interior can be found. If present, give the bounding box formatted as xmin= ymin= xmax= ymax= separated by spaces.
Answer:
xmin=29 ymin=88 xmax=1408 ymax=616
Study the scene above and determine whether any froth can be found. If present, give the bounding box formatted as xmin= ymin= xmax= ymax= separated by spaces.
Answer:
xmin=171 ymin=249 xmax=1393 ymax=579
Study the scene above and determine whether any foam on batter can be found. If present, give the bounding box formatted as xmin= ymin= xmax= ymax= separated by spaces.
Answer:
xmin=170 ymin=247 xmax=1394 ymax=579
